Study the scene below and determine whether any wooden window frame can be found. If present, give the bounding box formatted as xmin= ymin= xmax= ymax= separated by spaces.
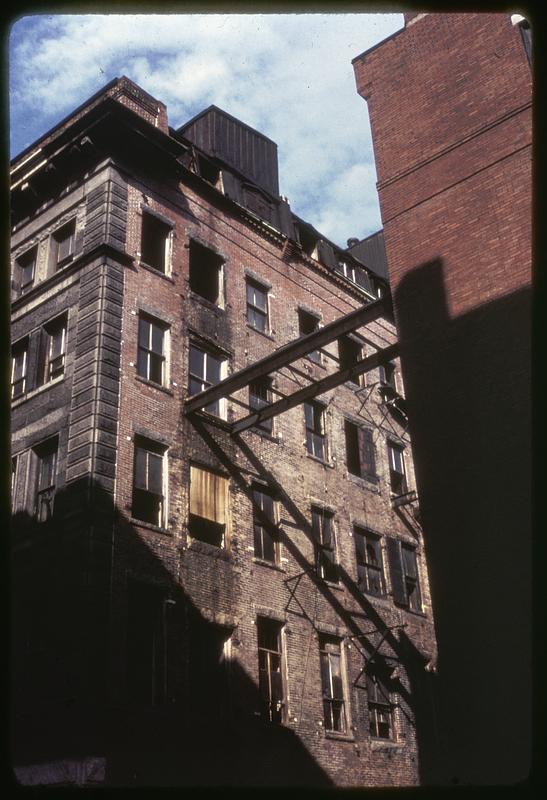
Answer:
xmin=132 ymin=437 xmax=167 ymax=528
xmin=189 ymin=240 xmax=224 ymax=306
xmin=304 ymin=400 xmax=327 ymax=461
xmin=298 ymin=308 xmax=321 ymax=363
xmin=34 ymin=436 xmax=58 ymax=522
xmin=354 ymin=527 xmax=385 ymax=597
xmin=388 ymin=441 xmax=407 ymax=495
xmin=366 ymin=667 xmax=395 ymax=740
xmin=252 ymin=484 xmax=278 ymax=563
xmin=188 ymin=464 xmax=229 ymax=548
xmin=312 ymin=507 xmax=338 ymax=583
xmin=345 ymin=420 xmax=377 ymax=482
xmin=140 ymin=210 xmax=172 ymax=274
xmin=249 ymin=376 xmax=273 ymax=435
xmin=257 ymin=617 xmax=285 ymax=724
xmin=53 ymin=219 xmax=76 ymax=270
xmin=11 ymin=338 xmax=28 ymax=400
xmin=246 ymin=278 xmax=269 ymax=333
xmin=137 ymin=314 xmax=168 ymax=386
xmin=319 ymin=635 xmax=347 ymax=733
xmin=188 ymin=341 xmax=227 ymax=419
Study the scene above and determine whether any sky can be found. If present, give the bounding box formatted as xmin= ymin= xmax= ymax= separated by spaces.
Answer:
xmin=9 ymin=13 xmax=404 ymax=248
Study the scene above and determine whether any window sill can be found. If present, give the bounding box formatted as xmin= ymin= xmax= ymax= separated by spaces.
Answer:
xmin=189 ymin=290 xmax=225 ymax=314
xmin=371 ymin=738 xmax=405 ymax=750
xmin=322 ymin=579 xmax=343 ymax=591
xmin=11 ymin=374 xmax=65 ymax=407
xmin=252 ymin=557 xmax=286 ymax=573
xmin=306 ymin=453 xmax=330 ymax=467
xmin=346 ymin=471 xmax=380 ymax=492
xmin=245 ymin=323 xmax=275 ymax=341
xmin=187 ymin=538 xmax=231 ymax=560
xmin=134 ymin=374 xmax=174 ymax=396
xmin=138 ymin=261 xmax=175 ymax=283
xmin=324 ymin=731 xmax=355 ymax=742
xmin=249 ymin=428 xmax=280 ymax=443
xmin=129 ymin=517 xmax=169 ymax=535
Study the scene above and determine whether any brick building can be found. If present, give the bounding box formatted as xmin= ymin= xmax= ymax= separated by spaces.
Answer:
xmin=10 ymin=76 xmax=437 ymax=787
xmin=353 ymin=13 xmax=532 ymax=785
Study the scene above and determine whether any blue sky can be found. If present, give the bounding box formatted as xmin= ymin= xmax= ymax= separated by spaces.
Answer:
xmin=9 ymin=13 xmax=403 ymax=247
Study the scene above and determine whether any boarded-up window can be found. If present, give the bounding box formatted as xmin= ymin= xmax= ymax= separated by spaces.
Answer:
xmin=257 ymin=618 xmax=284 ymax=724
xmin=189 ymin=465 xmax=228 ymax=547
xmin=312 ymin=507 xmax=337 ymax=583
xmin=319 ymin=636 xmax=346 ymax=733
xmin=132 ymin=437 xmax=167 ymax=527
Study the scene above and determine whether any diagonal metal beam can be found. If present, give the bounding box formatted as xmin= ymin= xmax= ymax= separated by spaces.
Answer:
xmin=231 ymin=342 xmax=399 ymax=434
xmin=184 ymin=298 xmax=389 ymax=415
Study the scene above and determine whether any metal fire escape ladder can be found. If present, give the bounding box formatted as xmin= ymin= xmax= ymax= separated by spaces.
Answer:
xmin=184 ymin=298 xmax=398 ymax=433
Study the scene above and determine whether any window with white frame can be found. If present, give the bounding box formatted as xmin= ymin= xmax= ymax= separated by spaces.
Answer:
xmin=246 ymin=278 xmax=269 ymax=333
xmin=52 ymin=219 xmax=76 ymax=269
xmin=319 ymin=636 xmax=347 ymax=733
xmin=11 ymin=338 xmax=28 ymax=399
xmin=388 ymin=441 xmax=407 ymax=495
xmin=304 ymin=401 xmax=326 ymax=460
xmin=188 ymin=342 xmax=227 ymax=418
xmin=257 ymin=617 xmax=284 ymax=724
xmin=137 ymin=314 xmax=168 ymax=386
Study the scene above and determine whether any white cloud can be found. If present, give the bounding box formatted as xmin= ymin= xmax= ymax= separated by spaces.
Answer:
xmin=9 ymin=13 xmax=403 ymax=244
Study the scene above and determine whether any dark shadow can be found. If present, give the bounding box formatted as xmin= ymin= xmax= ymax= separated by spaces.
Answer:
xmin=393 ymin=259 xmax=532 ymax=785
xmin=10 ymin=477 xmax=332 ymax=787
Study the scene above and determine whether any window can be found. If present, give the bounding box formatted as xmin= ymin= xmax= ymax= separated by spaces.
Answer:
xmin=386 ymin=539 xmax=422 ymax=612
xmin=345 ymin=421 xmax=377 ymax=482
xmin=319 ymin=636 xmax=346 ymax=733
xmin=189 ymin=241 xmax=223 ymax=305
xmin=388 ymin=441 xmax=407 ymax=495
xmin=188 ymin=343 xmax=226 ymax=418
xmin=11 ymin=338 xmax=28 ymax=399
xmin=305 ymin=401 xmax=326 ymax=460
xmin=189 ymin=465 xmax=228 ymax=547
xmin=252 ymin=485 xmax=277 ymax=563
xmin=246 ymin=278 xmax=269 ymax=333
xmin=298 ymin=308 xmax=321 ymax=363
xmin=132 ymin=438 xmax=166 ymax=527
xmin=140 ymin=211 xmax=171 ymax=273
xmin=34 ymin=437 xmax=58 ymax=522
xmin=11 ymin=456 xmax=18 ymax=509
xmin=52 ymin=219 xmax=76 ymax=269
xmin=137 ymin=314 xmax=168 ymax=385
xmin=126 ymin=580 xmax=165 ymax=706
xmin=379 ymin=362 xmax=396 ymax=391
xmin=249 ymin=377 xmax=273 ymax=435
xmin=337 ymin=259 xmax=357 ymax=283
xmin=337 ymin=260 xmax=375 ymax=294
xmin=312 ymin=507 xmax=337 ymax=582
xmin=36 ymin=314 xmax=67 ymax=387
xmin=16 ymin=246 xmax=37 ymax=294
xmin=338 ymin=335 xmax=362 ymax=386
xmin=354 ymin=528 xmax=385 ymax=596
xmin=366 ymin=667 xmax=394 ymax=739
xmin=257 ymin=618 xmax=284 ymax=723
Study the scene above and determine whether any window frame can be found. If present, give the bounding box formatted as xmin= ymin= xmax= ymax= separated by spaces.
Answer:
xmin=132 ymin=437 xmax=167 ymax=528
xmin=52 ymin=219 xmax=76 ymax=270
xmin=298 ymin=308 xmax=321 ymax=364
xmin=319 ymin=635 xmax=347 ymax=734
xmin=188 ymin=464 xmax=229 ymax=548
xmin=388 ymin=440 xmax=407 ymax=495
xmin=312 ymin=507 xmax=338 ymax=583
xmin=249 ymin=376 xmax=274 ymax=435
xmin=304 ymin=400 xmax=327 ymax=461
xmin=345 ymin=420 xmax=377 ymax=482
xmin=246 ymin=277 xmax=270 ymax=333
xmin=386 ymin=538 xmax=423 ymax=612
xmin=188 ymin=341 xmax=227 ymax=419
xmin=338 ymin=334 xmax=363 ymax=386
xmin=366 ymin=666 xmax=395 ymax=741
xmin=354 ymin=527 xmax=385 ymax=597
xmin=252 ymin=484 xmax=278 ymax=564
xmin=137 ymin=313 xmax=168 ymax=386
xmin=11 ymin=337 xmax=28 ymax=400
xmin=36 ymin=313 xmax=68 ymax=388
xmin=188 ymin=240 xmax=224 ymax=306
xmin=257 ymin=617 xmax=285 ymax=724
xmin=34 ymin=436 xmax=59 ymax=523
xmin=17 ymin=245 xmax=37 ymax=294
xmin=140 ymin=210 xmax=172 ymax=275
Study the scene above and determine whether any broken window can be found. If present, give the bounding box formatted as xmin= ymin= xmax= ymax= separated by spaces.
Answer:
xmin=189 ymin=240 xmax=223 ymax=305
xmin=345 ymin=421 xmax=377 ymax=482
xmin=338 ymin=334 xmax=363 ymax=386
xmin=132 ymin=437 xmax=166 ymax=527
xmin=140 ymin=211 xmax=171 ymax=273
xmin=246 ymin=278 xmax=269 ymax=333
xmin=11 ymin=338 xmax=28 ymax=399
xmin=126 ymin=579 xmax=165 ymax=706
xmin=189 ymin=464 xmax=228 ymax=547
xmin=16 ymin=246 xmax=37 ymax=294
xmin=252 ymin=485 xmax=277 ymax=563
xmin=249 ymin=376 xmax=273 ymax=435
xmin=137 ymin=314 xmax=168 ymax=385
xmin=379 ymin=362 xmax=396 ymax=391
xmin=312 ymin=507 xmax=338 ymax=583
xmin=388 ymin=441 xmax=407 ymax=495
xmin=36 ymin=313 xmax=67 ymax=387
xmin=386 ymin=538 xmax=422 ymax=612
xmin=298 ymin=308 xmax=321 ymax=363
xmin=34 ymin=436 xmax=58 ymax=522
xmin=257 ymin=617 xmax=284 ymax=724
xmin=366 ymin=667 xmax=394 ymax=739
xmin=305 ymin=401 xmax=326 ymax=460
xmin=188 ymin=342 xmax=226 ymax=418
xmin=319 ymin=636 xmax=346 ymax=733
xmin=354 ymin=528 xmax=385 ymax=596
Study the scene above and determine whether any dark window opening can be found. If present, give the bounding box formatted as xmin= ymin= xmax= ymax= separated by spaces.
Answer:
xmin=246 ymin=279 xmax=269 ymax=333
xmin=53 ymin=220 xmax=76 ymax=269
xmin=312 ymin=507 xmax=337 ymax=583
xmin=17 ymin=246 xmax=37 ymax=293
xmin=305 ymin=401 xmax=326 ymax=460
xmin=388 ymin=441 xmax=407 ymax=495
xmin=257 ymin=618 xmax=284 ymax=724
xmin=189 ymin=241 xmax=223 ymax=305
xmin=188 ymin=616 xmax=230 ymax=720
xmin=126 ymin=580 xmax=165 ymax=706
xmin=345 ymin=421 xmax=377 ymax=482
xmin=252 ymin=485 xmax=277 ymax=563
xmin=249 ymin=377 xmax=273 ymax=435
xmin=338 ymin=335 xmax=362 ymax=386
xmin=386 ymin=538 xmax=422 ymax=612
xmin=296 ymin=224 xmax=318 ymax=257
xmin=197 ymin=154 xmax=221 ymax=185
xmin=34 ymin=437 xmax=58 ymax=522
xmin=137 ymin=315 xmax=167 ymax=385
xmin=189 ymin=343 xmax=225 ymax=417
xmin=354 ymin=527 xmax=385 ymax=596
xmin=298 ymin=308 xmax=321 ymax=363
xmin=189 ymin=465 xmax=228 ymax=548
xmin=140 ymin=211 xmax=171 ymax=273
xmin=320 ymin=636 xmax=346 ymax=733
xmin=367 ymin=668 xmax=394 ymax=740
xmin=132 ymin=438 xmax=166 ymax=527
xmin=11 ymin=338 xmax=28 ymax=399
xmin=379 ymin=362 xmax=396 ymax=390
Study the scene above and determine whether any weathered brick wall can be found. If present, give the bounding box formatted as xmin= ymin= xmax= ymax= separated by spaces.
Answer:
xmin=353 ymin=12 xmax=532 ymax=785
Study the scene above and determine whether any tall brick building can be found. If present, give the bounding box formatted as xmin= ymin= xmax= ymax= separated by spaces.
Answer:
xmin=353 ymin=13 xmax=532 ymax=785
xmin=10 ymin=77 xmax=437 ymax=786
